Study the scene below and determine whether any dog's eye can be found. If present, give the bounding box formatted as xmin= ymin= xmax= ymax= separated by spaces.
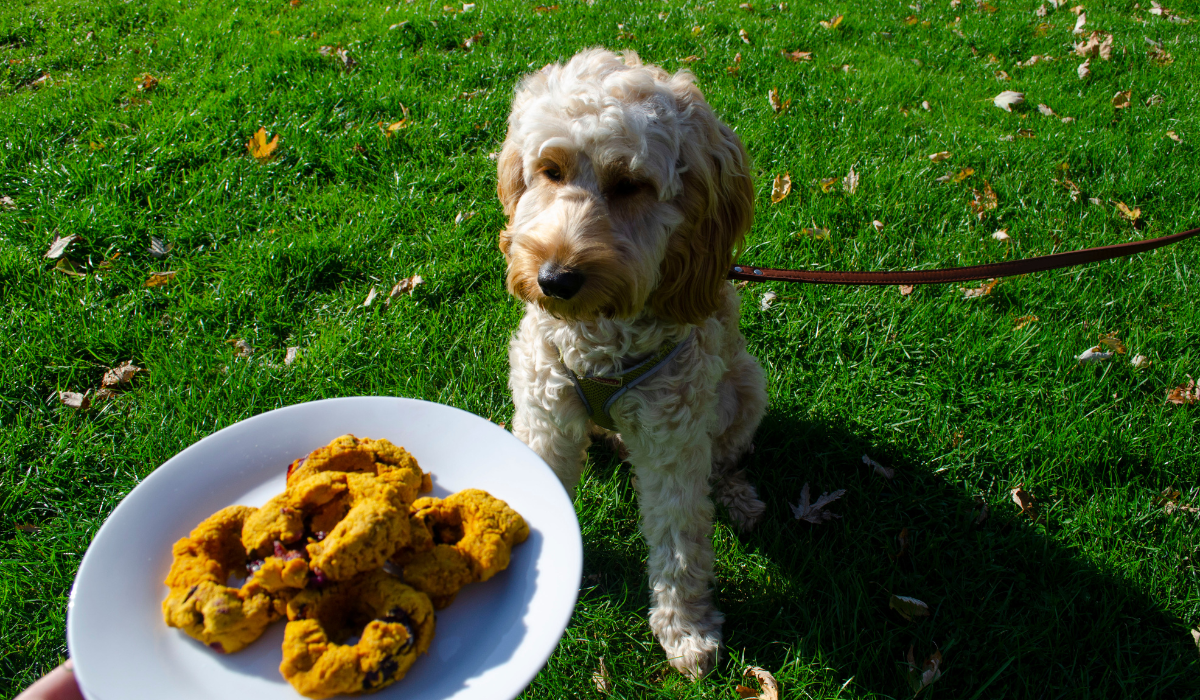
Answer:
xmin=608 ymin=178 xmax=642 ymax=198
xmin=543 ymin=168 xmax=562 ymax=182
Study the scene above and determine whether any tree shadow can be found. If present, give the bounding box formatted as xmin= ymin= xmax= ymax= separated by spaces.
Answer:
xmin=573 ymin=407 xmax=1200 ymax=698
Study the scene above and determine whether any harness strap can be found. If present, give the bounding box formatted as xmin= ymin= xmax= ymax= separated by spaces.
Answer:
xmin=560 ymin=330 xmax=694 ymax=431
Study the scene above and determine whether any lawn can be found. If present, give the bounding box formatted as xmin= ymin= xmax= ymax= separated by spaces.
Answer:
xmin=2 ymin=0 xmax=1199 ymax=697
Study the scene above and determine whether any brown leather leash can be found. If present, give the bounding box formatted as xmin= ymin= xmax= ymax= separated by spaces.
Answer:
xmin=728 ymin=226 xmax=1200 ymax=285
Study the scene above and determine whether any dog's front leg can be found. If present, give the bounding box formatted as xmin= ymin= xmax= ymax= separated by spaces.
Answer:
xmin=628 ymin=439 xmax=723 ymax=679
xmin=508 ymin=315 xmax=591 ymax=494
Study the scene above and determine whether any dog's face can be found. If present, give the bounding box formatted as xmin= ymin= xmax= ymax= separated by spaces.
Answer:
xmin=496 ymin=49 xmax=754 ymax=325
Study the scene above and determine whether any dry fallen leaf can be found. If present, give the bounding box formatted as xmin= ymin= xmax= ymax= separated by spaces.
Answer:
xmin=928 ymin=151 xmax=952 ymax=162
xmin=993 ymin=90 xmax=1025 ymax=112
xmin=247 ymin=127 xmax=280 ymax=163
xmin=736 ymin=686 xmax=757 ymax=699
xmin=1078 ymin=58 xmax=1092 ymax=79
xmin=819 ymin=177 xmax=840 ymax=193
xmin=790 ymin=483 xmax=846 ymax=524
xmin=1166 ymin=131 xmax=1182 ymax=142
xmin=102 ymin=361 xmax=143 ymax=388
xmin=1098 ymin=332 xmax=1127 ymax=354
xmin=145 ymin=271 xmax=176 ymax=288
xmin=872 ymin=220 xmax=885 ymax=232
xmin=1146 ymin=94 xmax=1165 ymax=106
xmin=843 ymin=166 xmax=859 ymax=194
xmin=149 ymin=236 xmax=172 ymax=258
xmin=770 ymin=172 xmax=792 ymax=203
xmin=899 ymin=284 xmax=914 ymax=296
xmin=1115 ymin=201 xmax=1142 ymax=222
xmin=592 ymin=657 xmax=612 ymax=694
xmin=760 ymin=291 xmax=777 ymax=311
xmin=889 ymin=595 xmax=930 ymax=621
xmin=992 ymin=229 xmax=1010 ymax=241
xmin=799 ymin=227 xmax=830 ymax=240
xmin=44 ymin=234 xmax=78 ymax=260
xmin=1037 ymin=103 xmax=1056 ymax=116
xmin=59 ymin=391 xmax=90 ymax=410
xmin=1075 ymin=31 xmax=1113 ymax=60
xmin=1072 ymin=11 xmax=1087 ymax=33
xmin=970 ymin=181 xmax=998 ymax=219
xmin=1130 ymin=354 xmax=1149 ymax=369
xmin=231 ymin=339 xmax=255 ymax=358
xmin=742 ymin=666 xmax=780 ymax=700
xmin=461 ymin=31 xmax=484 ymax=50
xmin=1148 ymin=45 xmax=1175 ymax=66
xmin=1011 ymin=482 xmax=1036 ymax=516
xmin=819 ymin=14 xmax=844 ymax=29
xmin=1112 ymin=90 xmax=1132 ymax=109
xmin=387 ymin=274 xmax=424 ymax=302
xmin=1166 ymin=376 xmax=1198 ymax=405
xmin=906 ymin=647 xmax=944 ymax=694
xmin=1076 ymin=345 xmax=1113 ymax=363
xmin=138 ymin=74 xmax=159 ymax=91
xmin=0 ymin=195 xmax=15 ymax=210
xmin=863 ymin=454 xmax=894 ymax=479
xmin=739 ymin=28 xmax=752 ymax=43
xmin=284 ymin=346 xmax=300 ymax=365
xmin=1013 ymin=314 xmax=1038 ymax=330
xmin=454 ymin=211 xmax=476 ymax=225
xmin=782 ymin=49 xmax=812 ymax=61
xmin=362 ymin=286 xmax=378 ymax=307
xmin=962 ymin=278 xmax=999 ymax=298
xmin=768 ymin=88 xmax=790 ymax=113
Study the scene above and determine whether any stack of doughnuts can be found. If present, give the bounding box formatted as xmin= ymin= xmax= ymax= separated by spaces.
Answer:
xmin=161 ymin=435 xmax=529 ymax=698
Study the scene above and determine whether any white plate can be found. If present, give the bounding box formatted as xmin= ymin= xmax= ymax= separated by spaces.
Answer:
xmin=67 ymin=397 xmax=582 ymax=700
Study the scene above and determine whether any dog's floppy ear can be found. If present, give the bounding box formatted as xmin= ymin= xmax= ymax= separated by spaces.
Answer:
xmin=496 ymin=136 xmax=526 ymax=256
xmin=650 ymin=83 xmax=754 ymax=325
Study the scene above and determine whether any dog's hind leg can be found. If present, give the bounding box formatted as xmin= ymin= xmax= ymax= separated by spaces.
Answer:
xmin=710 ymin=345 xmax=768 ymax=532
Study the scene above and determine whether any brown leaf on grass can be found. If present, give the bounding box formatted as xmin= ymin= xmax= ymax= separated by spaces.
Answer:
xmin=962 ymin=278 xmax=999 ymax=298
xmin=59 ymin=391 xmax=90 ymax=410
xmin=995 ymin=70 xmax=1011 ymax=81
xmin=906 ymin=647 xmax=944 ymax=694
xmin=739 ymin=28 xmax=752 ymax=44
xmin=741 ymin=666 xmax=780 ymax=700
xmin=1077 ymin=58 xmax=1092 ymax=79
xmin=54 ymin=258 xmax=86 ymax=277
xmin=15 ymin=523 xmax=39 ymax=533
xmin=790 ymin=483 xmax=846 ymax=524
xmin=680 ymin=55 xmax=701 ymax=63
xmin=1115 ymin=201 xmax=1141 ymax=222
xmin=1013 ymin=314 xmax=1038 ymax=330
xmin=935 ymin=167 xmax=974 ymax=184
xmin=799 ymin=227 xmax=830 ymax=240
xmin=899 ymin=284 xmax=914 ymax=296
xmin=843 ymin=166 xmax=859 ymax=194
xmin=387 ymin=274 xmax=424 ymax=303
xmin=592 ymin=657 xmax=612 ymax=693
xmin=533 ymin=4 xmax=558 ymax=11
xmin=362 ymin=286 xmax=378 ymax=307
xmin=44 ymin=235 xmax=78 ymax=260
xmin=889 ymin=527 xmax=911 ymax=562
xmin=284 ymin=346 xmax=300 ymax=365
xmin=872 ymin=220 xmax=885 ymax=232
xmin=247 ymin=128 xmax=279 ymax=163
xmin=1166 ymin=376 xmax=1198 ymax=405
xmin=149 ymin=237 xmax=172 ymax=258
xmin=1037 ymin=103 xmax=1056 ymax=116
xmin=318 ymin=45 xmax=357 ymax=69
xmin=1146 ymin=94 xmax=1165 ymax=106
xmin=461 ymin=31 xmax=484 ymax=50
xmin=102 ymin=361 xmax=143 ymax=388
xmin=1072 ymin=11 xmax=1087 ymax=34
xmin=819 ymin=177 xmax=840 ymax=193
xmin=768 ymin=88 xmax=790 ymax=113
xmin=1035 ymin=3 xmax=1047 ymax=15
xmin=736 ymin=686 xmax=758 ymax=699
xmin=0 ymin=195 xmax=14 ymax=210
xmin=1074 ymin=31 xmax=1113 ymax=60
xmin=889 ymin=594 xmax=930 ymax=621
xmin=1076 ymin=344 xmax=1113 ymax=364
xmin=727 ymin=52 xmax=743 ymax=74
xmin=782 ymin=49 xmax=812 ymax=61
xmin=992 ymin=229 xmax=1011 ymax=241
xmin=1098 ymin=332 xmax=1127 ymax=354
xmin=819 ymin=14 xmax=844 ymax=29
xmin=1112 ymin=91 xmax=1133 ymax=109
xmin=138 ymin=74 xmax=159 ymax=91
xmin=863 ymin=454 xmax=894 ymax=479
xmin=1011 ymin=482 xmax=1036 ymax=517
xmin=1130 ymin=354 xmax=1150 ymax=369
xmin=928 ymin=151 xmax=952 ymax=162
xmin=231 ymin=339 xmax=255 ymax=358
xmin=969 ymin=181 xmax=998 ymax=218
xmin=1148 ymin=46 xmax=1175 ymax=66
xmin=1167 ymin=131 xmax=1182 ymax=142
xmin=145 ymin=271 xmax=176 ymax=287
xmin=770 ymin=172 xmax=792 ymax=203
xmin=993 ymin=90 xmax=1025 ymax=112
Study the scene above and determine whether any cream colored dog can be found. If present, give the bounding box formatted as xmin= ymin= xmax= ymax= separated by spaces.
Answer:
xmin=497 ymin=48 xmax=768 ymax=678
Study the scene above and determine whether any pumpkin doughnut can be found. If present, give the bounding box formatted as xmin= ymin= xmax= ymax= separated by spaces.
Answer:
xmin=242 ymin=468 xmax=422 ymax=582
xmin=162 ymin=505 xmax=293 ymax=653
xmin=281 ymin=570 xmax=436 ymax=699
xmin=287 ymin=434 xmax=433 ymax=494
xmin=399 ymin=489 xmax=529 ymax=608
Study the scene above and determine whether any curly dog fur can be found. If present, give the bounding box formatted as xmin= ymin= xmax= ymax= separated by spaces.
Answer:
xmin=497 ymin=48 xmax=768 ymax=678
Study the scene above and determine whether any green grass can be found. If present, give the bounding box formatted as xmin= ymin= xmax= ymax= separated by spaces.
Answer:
xmin=2 ymin=0 xmax=1199 ymax=697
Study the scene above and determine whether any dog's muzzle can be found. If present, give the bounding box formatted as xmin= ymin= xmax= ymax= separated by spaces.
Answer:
xmin=537 ymin=263 xmax=586 ymax=300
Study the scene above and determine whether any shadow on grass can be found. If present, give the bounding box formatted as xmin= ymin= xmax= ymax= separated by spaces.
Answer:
xmin=574 ymin=408 xmax=1200 ymax=699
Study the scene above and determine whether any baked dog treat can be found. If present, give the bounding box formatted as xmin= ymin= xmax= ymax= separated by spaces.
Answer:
xmin=162 ymin=505 xmax=285 ymax=653
xmin=399 ymin=489 xmax=530 ymax=608
xmin=242 ymin=468 xmax=423 ymax=582
xmin=281 ymin=570 xmax=436 ymax=699
xmin=287 ymin=435 xmax=432 ymax=494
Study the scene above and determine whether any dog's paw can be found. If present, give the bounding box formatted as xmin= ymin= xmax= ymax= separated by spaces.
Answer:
xmin=717 ymin=470 xmax=766 ymax=532
xmin=650 ymin=604 xmax=724 ymax=680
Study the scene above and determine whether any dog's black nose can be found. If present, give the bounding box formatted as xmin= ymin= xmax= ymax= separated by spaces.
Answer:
xmin=537 ymin=264 xmax=586 ymax=300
